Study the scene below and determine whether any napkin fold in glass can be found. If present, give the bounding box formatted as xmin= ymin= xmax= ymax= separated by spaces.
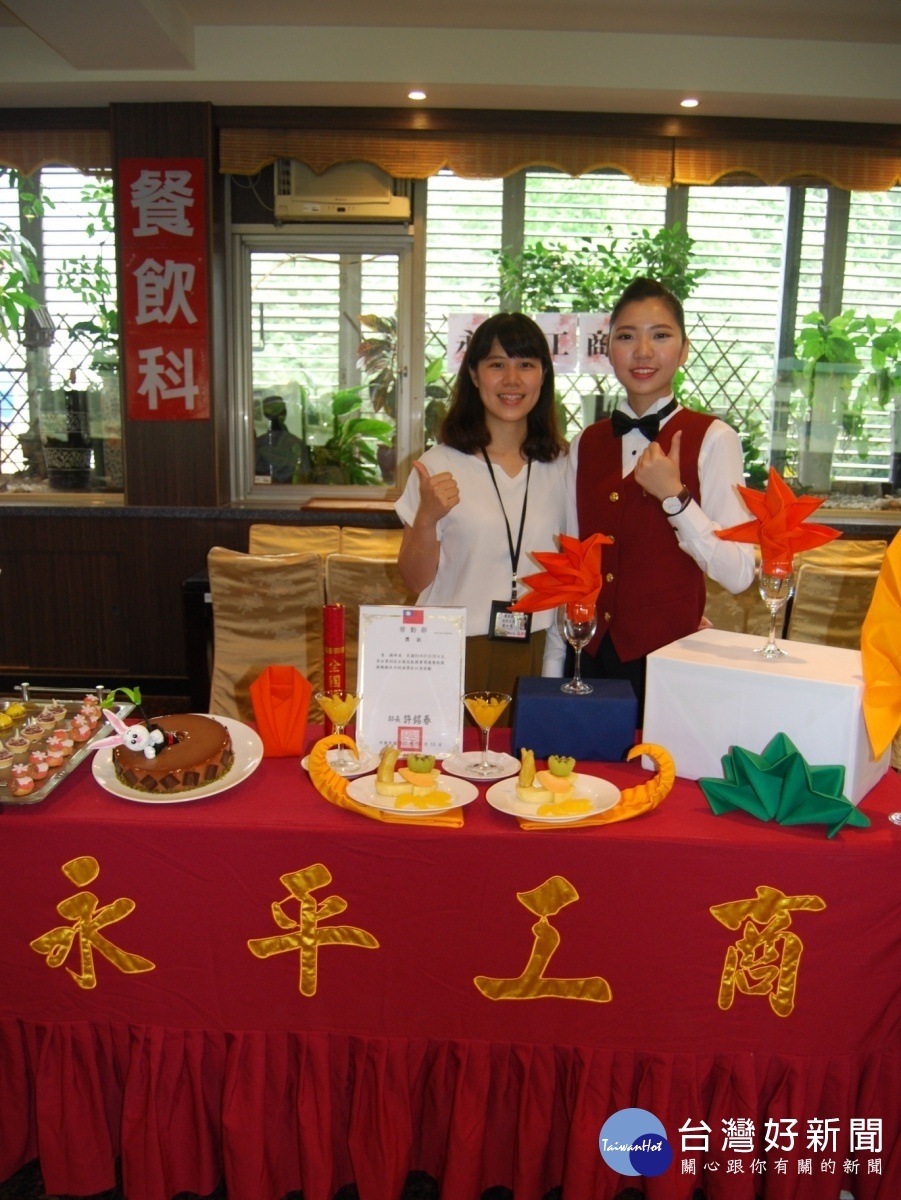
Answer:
xmin=509 ymin=532 xmax=612 ymax=614
xmin=249 ymin=665 xmax=311 ymax=757
xmin=861 ymin=530 xmax=901 ymax=758
xmin=714 ymin=467 xmax=841 ymax=567
xmin=308 ymin=735 xmax=464 ymax=827
xmin=698 ymin=733 xmax=870 ymax=838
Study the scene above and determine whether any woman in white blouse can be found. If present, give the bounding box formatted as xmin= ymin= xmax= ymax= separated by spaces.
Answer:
xmin=395 ymin=313 xmax=569 ymax=705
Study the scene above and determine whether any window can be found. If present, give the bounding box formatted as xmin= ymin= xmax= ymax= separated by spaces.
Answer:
xmin=231 ymin=227 xmax=413 ymax=498
xmin=0 ymin=167 xmax=120 ymax=494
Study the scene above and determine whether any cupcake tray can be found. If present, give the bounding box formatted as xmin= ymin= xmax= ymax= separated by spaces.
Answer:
xmin=0 ymin=685 xmax=134 ymax=807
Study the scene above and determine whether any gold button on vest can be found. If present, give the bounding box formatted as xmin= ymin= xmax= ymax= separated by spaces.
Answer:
xmin=603 ymin=611 xmax=612 ymax=623
xmin=606 ymin=573 xmax=614 ymax=583
xmin=609 ymin=491 xmax=619 ymax=502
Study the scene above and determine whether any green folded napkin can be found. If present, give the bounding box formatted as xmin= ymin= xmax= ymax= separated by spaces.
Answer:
xmin=698 ymin=733 xmax=871 ymax=838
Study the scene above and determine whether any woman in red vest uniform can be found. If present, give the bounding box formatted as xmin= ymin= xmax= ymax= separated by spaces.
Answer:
xmin=564 ymin=277 xmax=755 ymax=713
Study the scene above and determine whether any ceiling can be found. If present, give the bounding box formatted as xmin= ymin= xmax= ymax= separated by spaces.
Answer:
xmin=1 ymin=0 xmax=900 ymax=125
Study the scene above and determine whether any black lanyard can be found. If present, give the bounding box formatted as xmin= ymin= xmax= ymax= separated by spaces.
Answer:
xmin=481 ymin=450 xmax=532 ymax=603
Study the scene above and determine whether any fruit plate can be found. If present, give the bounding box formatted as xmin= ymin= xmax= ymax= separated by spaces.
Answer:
xmin=92 ymin=716 xmax=263 ymax=804
xmin=485 ymin=774 xmax=620 ymax=823
xmin=346 ymin=773 xmax=478 ymax=816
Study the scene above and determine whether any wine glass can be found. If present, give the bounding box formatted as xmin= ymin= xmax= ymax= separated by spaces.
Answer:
xmin=463 ymin=691 xmax=511 ymax=776
xmin=755 ymin=559 xmax=795 ymax=660
xmin=314 ymin=691 xmax=361 ymax=774
xmin=561 ymin=600 xmax=597 ymax=695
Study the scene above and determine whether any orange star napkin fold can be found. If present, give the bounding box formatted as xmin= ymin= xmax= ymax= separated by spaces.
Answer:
xmin=249 ymin=665 xmax=311 ymax=757
xmin=861 ymin=531 xmax=901 ymax=758
xmin=308 ymin=735 xmax=464 ymax=827
xmin=714 ymin=467 xmax=841 ymax=571
xmin=509 ymin=532 xmax=612 ymax=614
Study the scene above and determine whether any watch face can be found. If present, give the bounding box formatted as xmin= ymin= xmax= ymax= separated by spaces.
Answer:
xmin=662 ymin=496 xmax=682 ymax=514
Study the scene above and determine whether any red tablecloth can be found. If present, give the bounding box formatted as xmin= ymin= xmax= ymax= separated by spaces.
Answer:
xmin=1 ymin=727 xmax=899 ymax=1200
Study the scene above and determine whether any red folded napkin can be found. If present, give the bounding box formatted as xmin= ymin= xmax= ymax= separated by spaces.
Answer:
xmin=249 ymin=665 xmax=311 ymax=757
xmin=510 ymin=532 xmax=612 ymax=613
xmin=715 ymin=467 xmax=841 ymax=572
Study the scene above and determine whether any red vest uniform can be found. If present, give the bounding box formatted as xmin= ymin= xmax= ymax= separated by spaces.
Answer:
xmin=576 ymin=408 xmax=716 ymax=662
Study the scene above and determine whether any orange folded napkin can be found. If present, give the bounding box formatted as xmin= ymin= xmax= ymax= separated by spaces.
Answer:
xmin=250 ymin=665 xmax=311 ymax=757
xmin=861 ymin=531 xmax=901 ymax=758
xmin=714 ymin=467 xmax=841 ymax=571
xmin=509 ymin=532 xmax=612 ymax=613
xmin=307 ymin=734 xmax=464 ymax=827
xmin=516 ymin=743 xmax=675 ymax=830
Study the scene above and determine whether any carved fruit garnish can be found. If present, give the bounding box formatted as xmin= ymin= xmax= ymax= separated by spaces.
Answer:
xmin=406 ymin=753 xmax=435 ymax=773
xmin=547 ymin=755 xmax=576 ymax=777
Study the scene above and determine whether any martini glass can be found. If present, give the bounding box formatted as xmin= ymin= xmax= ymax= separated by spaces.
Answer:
xmin=561 ymin=600 xmax=597 ymax=695
xmin=755 ymin=559 xmax=795 ymax=660
xmin=315 ymin=691 xmax=361 ymax=774
xmin=463 ymin=691 xmax=511 ymax=776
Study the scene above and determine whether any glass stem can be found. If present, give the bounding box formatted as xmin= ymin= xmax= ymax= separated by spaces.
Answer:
xmin=480 ymin=727 xmax=490 ymax=768
xmin=572 ymin=647 xmax=584 ymax=689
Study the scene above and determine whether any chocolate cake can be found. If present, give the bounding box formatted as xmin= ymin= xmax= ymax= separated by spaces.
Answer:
xmin=114 ymin=714 xmax=234 ymax=794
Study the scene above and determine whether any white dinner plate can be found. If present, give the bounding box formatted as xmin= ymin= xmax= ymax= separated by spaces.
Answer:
xmin=485 ymin=774 xmax=621 ymax=823
xmin=92 ymin=716 xmax=263 ymax=804
xmin=346 ymin=772 xmax=478 ymax=817
xmin=441 ymin=750 xmax=520 ymax=781
xmin=301 ymin=747 xmax=380 ymax=778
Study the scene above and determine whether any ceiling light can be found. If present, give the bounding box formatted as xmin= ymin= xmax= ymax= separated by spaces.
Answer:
xmin=408 ymin=90 xmax=427 ymax=101
xmin=680 ymin=97 xmax=700 ymax=109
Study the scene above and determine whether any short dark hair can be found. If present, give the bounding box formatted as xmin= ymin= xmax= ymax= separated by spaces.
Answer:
xmin=440 ymin=312 xmax=566 ymax=462
xmin=609 ymin=277 xmax=687 ymax=340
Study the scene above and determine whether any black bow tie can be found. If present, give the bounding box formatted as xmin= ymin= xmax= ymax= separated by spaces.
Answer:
xmin=610 ymin=398 xmax=678 ymax=441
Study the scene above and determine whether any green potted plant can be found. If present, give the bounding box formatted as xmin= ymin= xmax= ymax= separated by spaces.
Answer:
xmin=497 ymin=223 xmax=704 ymax=313
xmin=792 ymin=309 xmax=868 ymax=490
xmin=303 ymin=386 xmax=394 ymax=486
xmin=856 ymin=310 xmax=901 ymax=489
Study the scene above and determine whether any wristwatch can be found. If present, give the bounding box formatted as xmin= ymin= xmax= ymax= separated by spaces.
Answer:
xmin=661 ymin=485 xmax=691 ymax=516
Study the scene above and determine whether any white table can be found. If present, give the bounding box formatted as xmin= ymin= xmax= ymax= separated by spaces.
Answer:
xmin=643 ymin=628 xmax=891 ymax=804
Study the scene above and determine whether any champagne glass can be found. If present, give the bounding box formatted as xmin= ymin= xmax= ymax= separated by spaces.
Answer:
xmin=755 ymin=559 xmax=795 ymax=660
xmin=463 ymin=691 xmax=511 ymax=776
xmin=561 ymin=600 xmax=597 ymax=695
xmin=314 ymin=691 xmax=361 ymax=774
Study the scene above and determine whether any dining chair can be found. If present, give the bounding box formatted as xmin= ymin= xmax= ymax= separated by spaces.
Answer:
xmin=247 ymin=523 xmax=342 ymax=559
xmin=786 ymin=563 xmax=882 ymax=649
xmin=795 ymin=538 xmax=887 ymax=571
xmin=324 ymin=553 xmax=416 ymax=688
xmin=339 ymin=526 xmax=405 ymax=559
xmin=207 ymin=546 xmax=325 ymax=723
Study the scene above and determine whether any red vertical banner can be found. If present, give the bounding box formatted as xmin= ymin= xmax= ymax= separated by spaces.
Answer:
xmin=322 ymin=604 xmax=347 ymax=732
xmin=119 ymin=157 xmax=210 ymax=421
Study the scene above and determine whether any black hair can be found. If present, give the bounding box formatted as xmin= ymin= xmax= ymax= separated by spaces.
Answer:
xmin=609 ymin=277 xmax=687 ymax=341
xmin=440 ymin=312 xmax=566 ymax=462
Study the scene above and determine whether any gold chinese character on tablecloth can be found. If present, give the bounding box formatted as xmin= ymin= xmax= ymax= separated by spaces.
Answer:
xmin=30 ymin=856 xmax=156 ymax=990
xmin=710 ymin=884 xmax=826 ymax=1017
xmin=474 ymin=875 xmax=611 ymax=1002
xmin=247 ymin=862 xmax=379 ymax=996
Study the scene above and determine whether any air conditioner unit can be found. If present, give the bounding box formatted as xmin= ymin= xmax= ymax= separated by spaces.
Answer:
xmin=273 ymin=159 xmax=411 ymax=222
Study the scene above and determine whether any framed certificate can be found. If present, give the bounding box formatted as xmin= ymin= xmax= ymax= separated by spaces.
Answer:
xmin=356 ymin=606 xmax=466 ymax=757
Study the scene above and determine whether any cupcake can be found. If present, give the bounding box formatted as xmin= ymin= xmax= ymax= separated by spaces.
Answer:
xmin=6 ymin=730 xmax=29 ymax=757
xmin=0 ymin=712 xmax=12 ymax=732
xmin=8 ymin=764 xmax=34 ymax=797
xmin=47 ymin=700 xmax=67 ymax=722
xmin=29 ymin=750 xmax=50 ymax=779
xmin=55 ymin=732 xmax=75 ymax=758
xmin=44 ymin=742 xmax=64 ymax=768
xmin=37 ymin=706 xmax=58 ymax=732
xmin=5 ymin=703 xmax=27 ymax=721
xmin=0 ymin=741 xmax=13 ymax=772
xmin=22 ymin=719 xmax=45 ymax=744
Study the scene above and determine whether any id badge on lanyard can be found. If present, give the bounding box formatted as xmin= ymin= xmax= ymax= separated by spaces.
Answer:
xmin=483 ymin=452 xmax=533 ymax=643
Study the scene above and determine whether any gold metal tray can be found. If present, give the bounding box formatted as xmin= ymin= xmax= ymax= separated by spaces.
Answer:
xmin=0 ymin=684 xmax=134 ymax=807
